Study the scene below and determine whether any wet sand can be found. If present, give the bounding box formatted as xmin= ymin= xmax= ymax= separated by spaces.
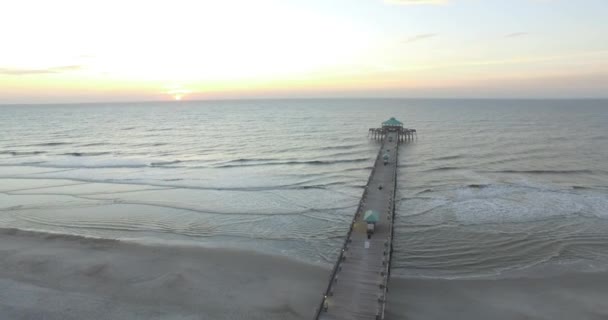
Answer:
xmin=387 ymin=273 xmax=608 ymax=320
xmin=0 ymin=228 xmax=328 ymax=320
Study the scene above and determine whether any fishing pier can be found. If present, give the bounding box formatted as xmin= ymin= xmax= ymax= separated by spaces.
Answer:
xmin=313 ymin=117 xmax=415 ymax=320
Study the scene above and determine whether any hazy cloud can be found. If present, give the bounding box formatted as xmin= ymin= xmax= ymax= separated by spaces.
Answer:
xmin=0 ymin=65 xmax=83 ymax=76
xmin=386 ymin=0 xmax=448 ymax=4
xmin=403 ymin=33 xmax=437 ymax=43
xmin=504 ymin=32 xmax=530 ymax=38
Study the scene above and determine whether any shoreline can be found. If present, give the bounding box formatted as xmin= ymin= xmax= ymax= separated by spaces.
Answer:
xmin=0 ymin=226 xmax=336 ymax=268
xmin=0 ymin=175 xmax=355 ymax=268
xmin=0 ymin=228 xmax=329 ymax=320
xmin=5 ymin=227 xmax=608 ymax=320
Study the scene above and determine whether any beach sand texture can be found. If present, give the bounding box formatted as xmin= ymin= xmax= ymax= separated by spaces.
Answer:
xmin=0 ymin=228 xmax=328 ymax=320
xmin=3 ymin=228 xmax=608 ymax=320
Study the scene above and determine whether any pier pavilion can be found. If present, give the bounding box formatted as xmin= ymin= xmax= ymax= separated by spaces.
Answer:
xmin=368 ymin=117 xmax=416 ymax=142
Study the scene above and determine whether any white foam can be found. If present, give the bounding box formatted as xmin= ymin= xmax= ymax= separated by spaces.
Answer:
xmin=41 ymin=156 xmax=149 ymax=168
xmin=455 ymin=186 xmax=591 ymax=224
xmin=402 ymin=183 xmax=608 ymax=225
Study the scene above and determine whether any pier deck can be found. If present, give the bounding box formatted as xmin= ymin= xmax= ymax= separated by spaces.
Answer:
xmin=315 ymin=131 xmax=400 ymax=320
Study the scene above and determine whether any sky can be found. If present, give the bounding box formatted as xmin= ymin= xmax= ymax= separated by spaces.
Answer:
xmin=1 ymin=0 xmax=607 ymax=103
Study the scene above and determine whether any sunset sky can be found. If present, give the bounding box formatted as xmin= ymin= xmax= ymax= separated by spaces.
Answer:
xmin=1 ymin=0 xmax=607 ymax=103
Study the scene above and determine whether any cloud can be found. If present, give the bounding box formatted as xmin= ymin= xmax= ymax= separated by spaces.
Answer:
xmin=375 ymin=49 xmax=608 ymax=74
xmin=403 ymin=33 xmax=437 ymax=43
xmin=0 ymin=65 xmax=83 ymax=76
xmin=504 ymin=32 xmax=530 ymax=38
xmin=385 ymin=0 xmax=448 ymax=5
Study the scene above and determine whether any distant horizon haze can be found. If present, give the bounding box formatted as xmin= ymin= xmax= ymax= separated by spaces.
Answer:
xmin=2 ymin=97 xmax=608 ymax=107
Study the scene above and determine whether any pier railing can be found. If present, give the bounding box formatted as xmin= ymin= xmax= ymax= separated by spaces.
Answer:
xmin=312 ymin=138 xmax=387 ymax=319
xmin=377 ymin=142 xmax=398 ymax=319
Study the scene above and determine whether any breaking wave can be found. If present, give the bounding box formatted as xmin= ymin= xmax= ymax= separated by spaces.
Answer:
xmin=214 ymin=158 xmax=371 ymax=168
xmin=0 ymin=151 xmax=46 ymax=156
xmin=61 ymin=152 xmax=112 ymax=157
xmin=486 ymin=169 xmax=599 ymax=175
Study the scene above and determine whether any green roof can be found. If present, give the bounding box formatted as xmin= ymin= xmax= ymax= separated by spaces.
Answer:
xmin=382 ymin=117 xmax=403 ymax=127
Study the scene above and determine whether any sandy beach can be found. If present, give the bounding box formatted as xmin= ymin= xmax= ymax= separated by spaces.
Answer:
xmin=387 ymin=273 xmax=608 ymax=320
xmin=4 ymin=227 xmax=608 ymax=320
xmin=0 ymin=228 xmax=328 ymax=320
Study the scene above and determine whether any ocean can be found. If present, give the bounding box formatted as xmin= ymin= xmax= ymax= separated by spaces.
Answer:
xmin=1 ymin=99 xmax=608 ymax=303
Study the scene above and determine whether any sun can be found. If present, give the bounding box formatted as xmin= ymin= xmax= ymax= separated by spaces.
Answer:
xmin=165 ymin=85 xmax=192 ymax=101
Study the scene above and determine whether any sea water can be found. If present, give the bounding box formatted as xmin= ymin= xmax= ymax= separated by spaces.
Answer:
xmin=1 ymin=99 xmax=607 ymax=279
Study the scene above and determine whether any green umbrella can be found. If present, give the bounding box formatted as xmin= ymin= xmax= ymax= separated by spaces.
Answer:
xmin=363 ymin=210 xmax=380 ymax=223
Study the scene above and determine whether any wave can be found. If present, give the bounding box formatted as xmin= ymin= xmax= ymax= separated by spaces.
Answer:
xmin=5 ymin=200 xmax=355 ymax=242
xmin=415 ymin=188 xmax=434 ymax=195
xmin=487 ymin=169 xmax=599 ymax=175
xmin=431 ymin=155 xmax=463 ymax=161
xmin=4 ymin=150 xmax=371 ymax=171
xmin=467 ymin=184 xmax=489 ymax=189
xmin=0 ymin=227 xmax=119 ymax=244
xmin=391 ymin=220 xmax=608 ymax=279
xmin=132 ymin=142 xmax=168 ymax=147
xmin=150 ymin=160 xmax=181 ymax=166
xmin=214 ymin=158 xmax=371 ymax=168
xmin=322 ymin=150 xmax=365 ymax=158
xmin=425 ymin=166 xmax=463 ymax=172
xmin=61 ymin=152 xmax=112 ymax=157
xmin=343 ymin=166 xmax=373 ymax=172
xmin=399 ymin=183 xmax=608 ymax=226
xmin=27 ymin=142 xmax=72 ymax=147
xmin=423 ymin=168 xmax=603 ymax=175
xmin=36 ymin=162 xmax=148 ymax=169
xmin=4 ymin=150 xmax=112 ymax=158
xmin=572 ymin=185 xmax=591 ymax=190
xmin=0 ymin=175 xmax=349 ymax=193
xmin=0 ymin=156 xmax=187 ymax=169
xmin=0 ymin=226 xmax=337 ymax=271
xmin=0 ymin=151 xmax=46 ymax=156
xmin=318 ymin=144 xmax=361 ymax=151
xmin=221 ymin=158 xmax=277 ymax=164
xmin=79 ymin=142 xmax=107 ymax=147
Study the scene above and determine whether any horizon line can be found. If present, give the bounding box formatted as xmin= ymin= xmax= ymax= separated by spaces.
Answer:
xmin=2 ymin=96 xmax=608 ymax=106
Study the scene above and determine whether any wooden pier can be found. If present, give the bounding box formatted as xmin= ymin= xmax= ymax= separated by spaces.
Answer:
xmin=313 ymin=118 xmax=413 ymax=320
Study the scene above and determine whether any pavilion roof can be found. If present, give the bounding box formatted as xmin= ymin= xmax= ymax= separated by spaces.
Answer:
xmin=382 ymin=117 xmax=403 ymax=127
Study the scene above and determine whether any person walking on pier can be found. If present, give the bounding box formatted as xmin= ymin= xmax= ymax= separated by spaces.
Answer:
xmin=364 ymin=210 xmax=380 ymax=239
